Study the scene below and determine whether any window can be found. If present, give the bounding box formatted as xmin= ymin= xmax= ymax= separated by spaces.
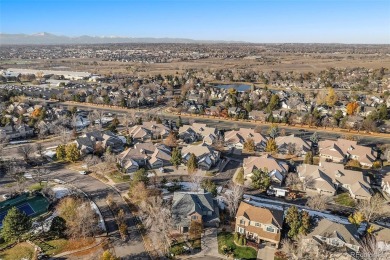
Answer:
xmin=191 ymin=215 xmax=197 ymax=220
xmin=266 ymin=226 xmax=275 ymax=233
xmin=240 ymin=219 xmax=245 ymax=225
xmin=255 ymin=223 xmax=260 ymax=227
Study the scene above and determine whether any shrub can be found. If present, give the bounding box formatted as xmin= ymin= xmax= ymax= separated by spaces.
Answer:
xmin=170 ymin=245 xmax=185 ymax=255
xmin=372 ymin=161 xmax=382 ymax=169
xmin=233 ymin=232 xmax=239 ymax=243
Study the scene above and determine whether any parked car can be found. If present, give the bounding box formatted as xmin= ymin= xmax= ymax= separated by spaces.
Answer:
xmin=79 ymin=171 xmax=87 ymax=175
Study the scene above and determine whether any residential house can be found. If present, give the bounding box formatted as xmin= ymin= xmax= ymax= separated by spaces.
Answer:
xmin=371 ymin=224 xmax=390 ymax=253
xmin=178 ymin=123 xmax=219 ymax=145
xmin=129 ymin=121 xmax=170 ymax=142
xmin=205 ymin=106 xmax=220 ymax=116
xmin=275 ymin=134 xmax=311 ymax=157
xmin=76 ymin=131 xmax=124 ymax=155
xmin=117 ymin=142 xmax=171 ymax=173
xmin=345 ymin=116 xmax=364 ymax=129
xmin=297 ymin=160 xmax=372 ymax=199
xmin=235 ymin=201 xmax=284 ymax=248
xmin=248 ymin=110 xmax=267 ymax=121
xmin=302 ymin=218 xmax=361 ymax=254
xmin=181 ymin=143 xmax=220 ymax=170
xmin=171 ymin=191 xmax=220 ymax=233
xmin=0 ymin=124 xmax=34 ymax=140
xmin=228 ymin=107 xmax=242 ymax=116
xmin=243 ymin=155 xmax=289 ymax=184
xmin=319 ymin=139 xmax=377 ymax=167
xmin=224 ymin=128 xmax=267 ymax=151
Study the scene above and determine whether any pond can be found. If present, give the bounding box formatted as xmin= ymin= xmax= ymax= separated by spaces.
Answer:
xmin=214 ymin=84 xmax=252 ymax=92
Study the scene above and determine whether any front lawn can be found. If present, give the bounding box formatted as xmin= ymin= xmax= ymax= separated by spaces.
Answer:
xmin=334 ymin=193 xmax=356 ymax=207
xmin=0 ymin=242 xmax=35 ymax=260
xmin=217 ymin=232 xmax=257 ymax=259
xmin=109 ymin=172 xmax=131 ymax=183
xmin=35 ymin=238 xmax=96 ymax=256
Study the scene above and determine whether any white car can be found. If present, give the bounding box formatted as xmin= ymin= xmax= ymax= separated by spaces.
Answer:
xmin=79 ymin=171 xmax=87 ymax=175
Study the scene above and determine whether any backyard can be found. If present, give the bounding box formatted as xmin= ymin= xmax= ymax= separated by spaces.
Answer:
xmin=217 ymin=232 xmax=257 ymax=259
xmin=334 ymin=192 xmax=356 ymax=207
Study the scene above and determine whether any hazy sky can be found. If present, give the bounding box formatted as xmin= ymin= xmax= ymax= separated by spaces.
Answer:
xmin=1 ymin=0 xmax=389 ymax=43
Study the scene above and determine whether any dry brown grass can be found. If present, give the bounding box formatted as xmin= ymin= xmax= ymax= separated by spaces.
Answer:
xmin=3 ymin=51 xmax=389 ymax=77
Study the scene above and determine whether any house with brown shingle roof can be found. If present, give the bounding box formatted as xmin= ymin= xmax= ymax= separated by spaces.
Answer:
xmin=129 ymin=121 xmax=170 ymax=142
xmin=178 ymin=123 xmax=219 ymax=145
xmin=302 ymin=218 xmax=361 ymax=254
xmin=235 ymin=201 xmax=284 ymax=248
xmin=181 ymin=143 xmax=220 ymax=170
xmin=319 ymin=139 xmax=377 ymax=167
xmin=224 ymin=128 xmax=267 ymax=151
xmin=243 ymin=155 xmax=289 ymax=184
xmin=297 ymin=161 xmax=372 ymax=200
xmin=275 ymin=134 xmax=311 ymax=157
xmin=117 ymin=142 xmax=171 ymax=173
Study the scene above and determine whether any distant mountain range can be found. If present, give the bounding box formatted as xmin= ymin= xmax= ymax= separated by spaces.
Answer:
xmin=0 ymin=32 xmax=246 ymax=45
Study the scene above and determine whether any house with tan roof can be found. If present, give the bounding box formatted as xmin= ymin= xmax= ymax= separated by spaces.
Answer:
xmin=297 ymin=161 xmax=372 ymax=199
xmin=275 ymin=134 xmax=311 ymax=157
xmin=128 ymin=121 xmax=170 ymax=142
xmin=224 ymin=128 xmax=267 ymax=151
xmin=75 ymin=130 xmax=124 ymax=155
xmin=243 ymin=155 xmax=289 ymax=184
xmin=178 ymin=123 xmax=219 ymax=145
xmin=319 ymin=139 xmax=377 ymax=167
xmin=302 ymin=218 xmax=361 ymax=254
xmin=117 ymin=142 xmax=171 ymax=173
xmin=181 ymin=143 xmax=220 ymax=170
xmin=235 ymin=201 xmax=284 ymax=248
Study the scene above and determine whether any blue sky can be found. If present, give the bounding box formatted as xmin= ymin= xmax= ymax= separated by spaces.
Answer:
xmin=0 ymin=0 xmax=389 ymax=43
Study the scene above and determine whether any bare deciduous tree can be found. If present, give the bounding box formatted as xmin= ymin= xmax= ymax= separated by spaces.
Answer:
xmin=139 ymin=196 xmax=173 ymax=255
xmin=17 ymin=144 xmax=34 ymax=162
xmin=285 ymin=173 xmax=302 ymax=189
xmin=224 ymin=181 xmax=244 ymax=219
xmin=189 ymin=171 xmax=203 ymax=192
xmin=32 ymin=166 xmax=50 ymax=185
xmin=306 ymin=194 xmax=330 ymax=211
xmin=360 ymin=234 xmax=390 ymax=260
xmin=357 ymin=193 xmax=386 ymax=222
xmin=83 ymin=155 xmax=102 ymax=171
xmin=35 ymin=143 xmax=44 ymax=159
xmin=54 ymin=125 xmax=71 ymax=144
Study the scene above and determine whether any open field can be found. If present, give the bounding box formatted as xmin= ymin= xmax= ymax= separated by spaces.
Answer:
xmin=2 ymin=51 xmax=389 ymax=77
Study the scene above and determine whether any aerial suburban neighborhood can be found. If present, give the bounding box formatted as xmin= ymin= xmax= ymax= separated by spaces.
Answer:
xmin=0 ymin=1 xmax=390 ymax=260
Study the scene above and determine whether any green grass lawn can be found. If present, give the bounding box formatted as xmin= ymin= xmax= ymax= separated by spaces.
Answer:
xmin=217 ymin=232 xmax=257 ymax=259
xmin=109 ymin=172 xmax=131 ymax=183
xmin=28 ymin=182 xmax=45 ymax=192
xmin=334 ymin=193 xmax=356 ymax=207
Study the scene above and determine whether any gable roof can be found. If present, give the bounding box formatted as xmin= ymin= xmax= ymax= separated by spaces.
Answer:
xmin=305 ymin=218 xmax=360 ymax=246
xmin=171 ymin=191 xmax=219 ymax=227
xmin=225 ymin=128 xmax=267 ymax=145
xmin=243 ymin=155 xmax=289 ymax=175
xmin=236 ymin=201 xmax=284 ymax=229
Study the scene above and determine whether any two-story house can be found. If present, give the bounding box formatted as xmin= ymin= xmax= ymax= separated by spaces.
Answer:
xmin=235 ymin=201 xmax=284 ymax=248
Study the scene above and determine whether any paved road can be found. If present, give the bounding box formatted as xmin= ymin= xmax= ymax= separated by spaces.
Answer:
xmin=44 ymin=163 xmax=150 ymax=260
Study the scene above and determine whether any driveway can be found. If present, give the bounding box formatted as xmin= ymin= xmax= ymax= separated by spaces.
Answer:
xmin=201 ymin=227 xmax=220 ymax=258
xmin=257 ymin=244 xmax=276 ymax=260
